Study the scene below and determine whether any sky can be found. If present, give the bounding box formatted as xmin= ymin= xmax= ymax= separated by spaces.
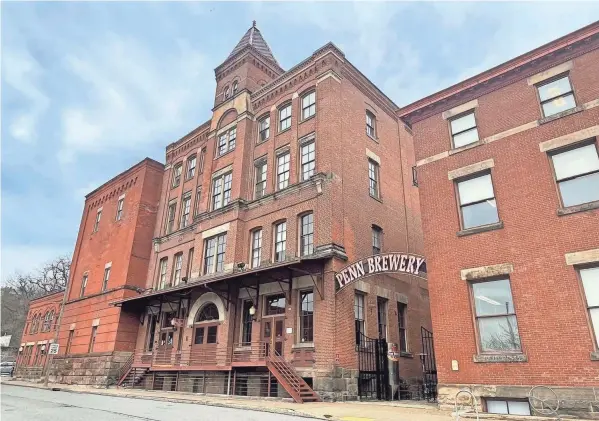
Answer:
xmin=2 ymin=1 xmax=598 ymax=282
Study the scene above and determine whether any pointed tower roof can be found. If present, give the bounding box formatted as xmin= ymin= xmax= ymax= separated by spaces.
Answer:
xmin=226 ymin=21 xmax=279 ymax=66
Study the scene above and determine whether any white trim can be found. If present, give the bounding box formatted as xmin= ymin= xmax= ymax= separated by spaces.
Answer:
xmin=565 ymin=248 xmax=599 ymax=266
xmin=92 ymin=318 xmax=100 ymax=327
xmin=97 ymin=207 xmax=103 ymax=213
xmin=69 ymin=323 xmax=76 ymax=331
xmin=539 ymin=125 xmax=599 ymax=152
xmin=448 ymin=159 xmax=494 ymax=180
xmin=104 ymin=261 xmax=112 ymax=269
xmin=527 ymin=60 xmax=573 ymax=86
xmin=118 ymin=193 xmax=126 ymax=200
xmin=212 ymin=165 xmax=233 ymax=179
xmin=442 ymin=99 xmax=478 ymax=120
xmin=316 ymin=69 xmax=341 ymax=84
xmin=201 ymin=222 xmax=230 ymax=239
xmin=366 ymin=148 xmax=381 ymax=164
xmin=187 ymin=292 xmax=226 ymax=327
xmin=460 ymin=263 xmax=514 ymax=281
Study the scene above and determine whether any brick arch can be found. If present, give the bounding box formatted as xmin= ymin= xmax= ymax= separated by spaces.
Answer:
xmin=217 ymin=109 xmax=238 ymax=130
xmin=186 ymin=292 xmax=226 ymax=327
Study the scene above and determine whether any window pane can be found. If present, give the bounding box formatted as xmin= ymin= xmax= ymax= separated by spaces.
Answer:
xmin=487 ymin=401 xmax=508 ymax=415
xmin=473 ymin=279 xmax=515 ymax=316
xmin=207 ymin=326 xmax=217 ymax=344
xmin=450 ymin=113 xmax=476 ymax=134
xmin=266 ymin=295 xmax=286 ymax=315
xmin=581 ymin=267 xmax=599 ymax=307
xmin=552 ymin=144 xmax=599 ymax=181
xmin=538 ymin=76 xmax=572 ymax=101
xmin=542 ymin=93 xmax=576 ymax=117
xmin=462 ymin=200 xmax=499 ymax=228
xmin=453 ymin=128 xmax=479 ymax=148
xmin=508 ymin=401 xmax=531 ymax=416
xmin=558 ymin=172 xmax=599 ymax=207
xmin=590 ymin=308 xmax=599 ymax=345
xmin=478 ymin=315 xmax=521 ymax=352
xmin=457 ymin=174 xmax=494 ymax=205
xmin=194 ymin=327 xmax=204 ymax=344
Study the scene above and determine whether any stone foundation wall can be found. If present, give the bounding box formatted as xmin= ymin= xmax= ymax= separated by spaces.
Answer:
xmin=15 ymin=366 xmax=44 ymax=382
xmin=49 ymin=351 xmax=132 ymax=386
xmin=439 ymin=383 xmax=599 ymax=419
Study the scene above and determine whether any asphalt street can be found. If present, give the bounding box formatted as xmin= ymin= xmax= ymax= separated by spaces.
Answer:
xmin=0 ymin=384 xmax=313 ymax=421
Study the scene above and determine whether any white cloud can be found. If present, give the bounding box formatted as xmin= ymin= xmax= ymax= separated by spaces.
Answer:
xmin=3 ymin=48 xmax=50 ymax=143
xmin=58 ymin=33 xmax=213 ymax=164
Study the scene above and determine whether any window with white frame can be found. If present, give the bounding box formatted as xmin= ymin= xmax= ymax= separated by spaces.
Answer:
xmin=377 ymin=297 xmax=388 ymax=340
xmin=102 ymin=266 xmax=111 ymax=291
xmin=251 ymin=229 xmax=262 ymax=269
xmin=193 ymin=187 xmax=202 ymax=217
xmin=368 ymin=159 xmax=380 ymax=198
xmin=241 ymin=300 xmax=253 ymax=345
xmin=187 ymin=248 xmax=194 ymax=278
xmin=279 ymin=103 xmax=291 ymax=131
xmin=224 ymin=85 xmax=230 ymax=99
xmin=550 ymin=142 xmax=599 ymax=207
xmin=486 ymin=399 xmax=531 ymax=416
xmin=277 ymin=151 xmax=290 ymax=190
xmin=472 ymin=278 xmax=521 ymax=352
xmin=301 ymin=91 xmax=316 ymax=120
xmin=212 ymin=172 xmax=232 ymax=210
xmin=93 ymin=209 xmax=102 ymax=232
xmin=254 ymin=160 xmax=267 ymax=199
xmin=366 ymin=111 xmax=376 ymax=138
xmin=537 ymin=75 xmax=576 ymax=118
xmin=172 ymin=253 xmax=183 ymax=285
xmin=457 ymin=173 xmax=499 ymax=229
xmin=450 ymin=111 xmax=479 ymax=148
xmin=232 ymin=81 xmax=238 ymax=95
xmin=158 ymin=258 xmax=168 ymax=289
xmin=186 ymin=155 xmax=197 ymax=180
xmin=180 ymin=193 xmax=191 ymax=229
xmin=398 ymin=302 xmax=408 ymax=352
xmin=166 ymin=200 xmax=177 ymax=234
xmin=579 ymin=267 xmax=599 ymax=347
xmin=301 ymin=140 xmax=315 ymax=181
xmin=300 ymin=213 xmax=314 ymax=256
xmin=172 ymin=163 xmax=183 ymax=187
xmin=80 ymin=274 xmax=88 ymax=297
xmin=259 ymin=115 xmax=270 ymax=142
xmin=299 ymin=290 xmax=314 ymax=343
xmin=203 ymin=233 xmax=227 ymax=275
xmin=372 ymin=225 xmax=382 ymax=255
xmin=199 ymin=148 xmax=206 ymax=173
xmin=217 ymin=127 xmax=236 ymax=157
xmin=274 ymin=221 xmax=287 ymax=262
xmin=116 ymin=197 xmax=124 ymax=221
xmin=355 ymin=293 xmax=365 ymax=345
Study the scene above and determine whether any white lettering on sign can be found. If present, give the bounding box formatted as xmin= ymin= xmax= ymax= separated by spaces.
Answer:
xmin=335 ymin=253 xmax=426 ymax=292
xmin=48 ymin=343 xmax=60 ymax=355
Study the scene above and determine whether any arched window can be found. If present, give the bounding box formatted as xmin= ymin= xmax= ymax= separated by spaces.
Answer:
xmin=32 ymin=314 xmax=40 ymax=333
xmin=42 ymin=311 xmax=51 ymax=332
xmin=195 ymin=303 xmax=219 ymax=322
xmin=232 ymin=81 xmax=238 ymax=95
xmin=48 ymin=310 xmax=55 ymax=331
xmin=224 ymin=86 xmax=230 ymax=99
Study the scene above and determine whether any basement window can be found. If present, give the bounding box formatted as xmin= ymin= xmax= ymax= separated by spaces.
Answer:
xmin=486 ymin=399 xmax=531 ymax=416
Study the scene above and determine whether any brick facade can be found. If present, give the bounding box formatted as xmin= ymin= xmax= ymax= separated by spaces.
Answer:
xmin=401 ymin=22 xmax=599 ymax=416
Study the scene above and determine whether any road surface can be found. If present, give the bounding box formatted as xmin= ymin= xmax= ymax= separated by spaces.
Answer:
xmin=1 ymin=384 xmax=312 ymax=421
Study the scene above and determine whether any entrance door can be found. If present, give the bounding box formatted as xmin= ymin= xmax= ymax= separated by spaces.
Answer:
xmin=156 ymin=330 xmax=174 ymax=364
xmin=262 ymin=316 xmax=285 ymax=356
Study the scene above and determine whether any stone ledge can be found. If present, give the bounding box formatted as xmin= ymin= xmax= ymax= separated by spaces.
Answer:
xmin=557 ymin=200 xmax=599 ymax=216
xmin=538 ymin=106 xmax=584 ymax=125
xmin=473 ymin=354 xmax=527 ymax=363
xmin=457 ymin=222 xmax=504 ymax=238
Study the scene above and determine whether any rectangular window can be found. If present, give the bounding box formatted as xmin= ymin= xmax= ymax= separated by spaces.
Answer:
xmin=368 ymin=160 xmax=380 ymax=198
xmin=276 ymin=152 xmax=290 ymax=190
xmin=193 ymin=188 xmax=202 ymax=217
xmin=203 ymin=233 xmax=227 ymax=275
xmin=486 ymin=399 xmax=531 ymax=416
xmin=550 ymin=143 xmax=599 ymax=207
xmin=180 ymin=193 xmax=191 ymax=229
xmin=580 ymin=267 xmax=599 ymax=347
xmin=172 ymin=163 xmax=182 ymax=188
xmin=301 ymin=91 xmax=316 ymax=120
xmin=194 ymin=327 xmax=205 ymax=345
xmin=102 ymin=267 xmax=111 ymax=291
xmin=199 ymin=148 xmax=206 ymax=173
xmin=472 ymin=278 xmax=521 ymax=352
xmin=116 ymin=198 xmax=124 ymax=221
xmin=187 ymin=248 xmax=194 ymax=279
xmin=254 ymin=160 xmax=267 ymax=199
xmin=93 ymin=209 xmax=102 ymax=232
xmin=172 ymin=253 xmax=183 ymax=285
xmin=241 ymin=300 xmax=253 ymax=345
xmin=450 ymin=111 xmax=479 ymax=148
xmin=259 ymin=116 xmax=270 ymax=142
xmin=66 ymin=330 xmax=74 ymax=355
xmin=166 ymin=201 xmax=177 ymax=234
xmin=372 ymin=226 xmax=382 ymax=255
xmin=217 ymin=127 xmax=237 ymax=156
xmin=212 ymin=172 xmax=232 ymax=210
xmin=355 ymin=293 xmax=365 ymax=345
xmin=161 ymin=311 xmax=176 ymax=329
xmin=300 ymin=213 xmax=314 ymax=256
xmin=301 ymin=141 xmax=315 ymax=181
xmin=158 ymin=258 xmax=168 ymax=289
xmin=265 ymin=294 xmax=286 ymax=316
xmin=251 ymin=229 xmax=262 ymax=269
xmin=89 ymin=326 xmax=97 ymax=353
xmin=366 ymin=111 xmax=376 ymax=138
xmin=299 ymin=290 xmax=314 ymax=343
xmin=274 ymin=221 xmax=287 ymax=262
xmin=377 ymin=297 xmax=388 ymax=340
xmin=186 ymin=155 xmax=197 ymax=180
xmin=537 ymin=75 xmax=576 ymax=118
xmin=398 ymin=302 xmax=407 ymax=352
xmin=279 ymin=104 xmax=292 ymax=131
xmin=457 ymin=173 xmax=499 ymax=229
xmin=80 ymin=274 xmax=88 ymax=298
xmin=206 ymin=326 xmax=218 ymax=344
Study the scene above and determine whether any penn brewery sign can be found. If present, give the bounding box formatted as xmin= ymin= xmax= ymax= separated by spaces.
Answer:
xmin=335 ymin=253 xmax=426 ymax=292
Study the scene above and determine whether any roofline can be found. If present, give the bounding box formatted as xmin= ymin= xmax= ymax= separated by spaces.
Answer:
xmin=85 ymin=158 xmax=164 ymax=199
xmin=166 ymin=119 xmax=211 ymax=152
xmin=399 ymin=20 xmax=599 ymax=118
xmin=29 ymin=290 xmax=65 ymax=303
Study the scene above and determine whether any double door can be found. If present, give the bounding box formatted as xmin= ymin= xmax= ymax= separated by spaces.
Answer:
xmin=262 ymin=316 xmax=285 ymax=357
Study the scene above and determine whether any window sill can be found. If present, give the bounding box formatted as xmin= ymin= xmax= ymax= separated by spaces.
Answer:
xmin=473 ymin=353 xmax=527 ymax=363
xmin=256 ymin=138 xmax=269 ymax=146
xmin=591 ymin=351 xmax=599 ymax=361
xmin=539 ymin=105 xmax=583 ymax=125
xmin=557 ymin=200 xmax=599 ymax=216
xmin=367 ymin=133 xmax=379 ymax=143
xmin=457 ymin=221 xmax=503 ymax=237
xmin=449 ymin=140 xmax=482 ymax=155
xmin=234 ymin=346 xmax=252 ymax=352
xmin=171 ymin=184 xmax=180 ymax=190
xmin=214 ymin=149 xmax=235 ymax=160
xmin=277 ymin=127 xmax=291 ymax=135
xmin=400 ymin=351 xmax=413 ymax=358
xmin=369 ymin=194 xmax=383 ymax=203
xmin=300 ymin=114 xmax=316 ymax=124
xmin=292 ymin=343 xmax=315 ymax=351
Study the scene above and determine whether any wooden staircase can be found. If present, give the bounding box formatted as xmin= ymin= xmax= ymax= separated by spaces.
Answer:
xmin=266 ymin=352 xmax=321 ymax=403
xmin=118 ymin=366 xmax=149 ymax=388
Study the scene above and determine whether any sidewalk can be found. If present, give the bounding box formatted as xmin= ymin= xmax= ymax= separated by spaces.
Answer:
xmin=1 ymin=378 xmax=453 ymax=421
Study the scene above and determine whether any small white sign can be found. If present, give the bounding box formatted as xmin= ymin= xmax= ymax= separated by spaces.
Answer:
xmin=451 ymin=359 xmax=459 ymax=371
xmin=48 ymin=343 xmax=60 ymax=355
xmin=286 ymin=327 xmax=293 ymax=334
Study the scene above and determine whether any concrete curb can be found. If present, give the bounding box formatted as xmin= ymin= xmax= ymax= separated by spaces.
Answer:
xmin=1 ymin=381 xmax=327 ymax=420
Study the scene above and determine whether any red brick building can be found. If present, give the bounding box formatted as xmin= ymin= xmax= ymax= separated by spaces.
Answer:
xmin=400 ymin=22 xmax=599 ymax=415
xmin=15 ymin=291 xmax=64 ymax=379
xmin=47 ymin=158 xmax=164 ymax=385
xmin=116 ymin=22 xmax=430 ymax=401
